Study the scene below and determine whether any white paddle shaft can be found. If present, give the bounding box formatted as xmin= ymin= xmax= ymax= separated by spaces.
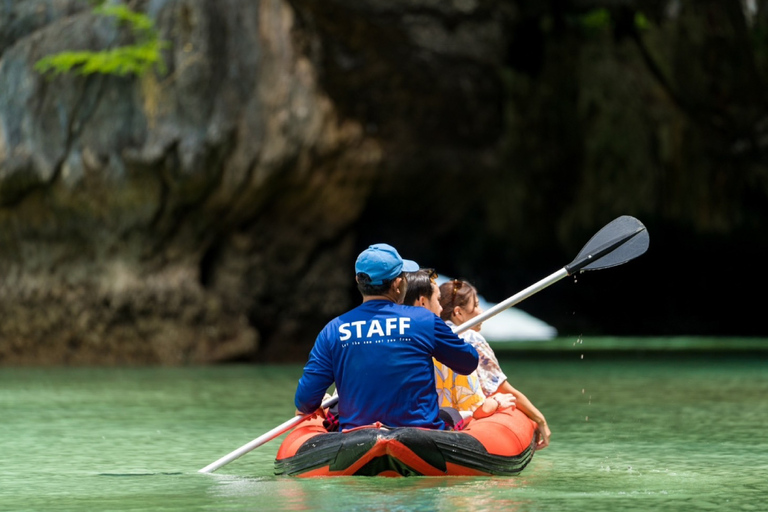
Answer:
xmin=452 ymin=268 xmax=569 ymax=334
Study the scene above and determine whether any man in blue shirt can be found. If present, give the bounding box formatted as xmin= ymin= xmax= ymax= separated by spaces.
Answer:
xmin=295 ymin=243 xmax=479 ymax=431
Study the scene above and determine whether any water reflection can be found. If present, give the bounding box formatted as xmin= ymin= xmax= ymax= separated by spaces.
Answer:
xmin=3 ymin=354 xmax=768 ymax=511
xmin=208 ymin=474 xmax=531 ymax=512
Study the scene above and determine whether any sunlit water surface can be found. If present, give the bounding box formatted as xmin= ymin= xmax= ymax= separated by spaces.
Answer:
xmin=2 ymin=342 xmax=767 ymax=511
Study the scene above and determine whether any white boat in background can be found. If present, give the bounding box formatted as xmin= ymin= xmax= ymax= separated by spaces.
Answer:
xmin=436 ymin=276 xmax=557 ymax=342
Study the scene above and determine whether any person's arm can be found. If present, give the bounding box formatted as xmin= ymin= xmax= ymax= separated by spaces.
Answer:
xmin=432 ymin=317 xmax=478 ymax=375
xmin=471 ymin=393 xmax=516 ymax=419
xmin=295 ymin=329 xmax=335 ymax=414
xmin=462 ymin=331 xmax=509 ymax=396
xmin=496 ymin=380 xmax=551 ymax=449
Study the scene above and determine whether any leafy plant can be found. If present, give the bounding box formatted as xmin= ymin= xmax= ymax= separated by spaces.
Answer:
xmin=35 ymin=3 xmax=167 ymax=77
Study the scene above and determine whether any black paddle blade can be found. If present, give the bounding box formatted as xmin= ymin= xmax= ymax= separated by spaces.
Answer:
xmin=565 ymin=216 xmax=649 ymax=275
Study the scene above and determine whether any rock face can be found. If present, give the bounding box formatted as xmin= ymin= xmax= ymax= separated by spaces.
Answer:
xmin=0 ymin=0 xmax=385 ymax=363
xmin=1 ymin=1 xmax=767 ymax=365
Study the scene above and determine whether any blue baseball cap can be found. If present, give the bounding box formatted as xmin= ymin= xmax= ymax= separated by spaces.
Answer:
xmin=355 ymin=243 xmax=419 ymax=285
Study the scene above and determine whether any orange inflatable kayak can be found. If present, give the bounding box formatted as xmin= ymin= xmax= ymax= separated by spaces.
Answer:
xmin=274 ymin=408 xmax=537 ymax=477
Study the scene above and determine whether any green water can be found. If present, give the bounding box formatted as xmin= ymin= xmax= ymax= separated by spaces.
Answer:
xmin=2 ymin=342 xmax=767 ymax=511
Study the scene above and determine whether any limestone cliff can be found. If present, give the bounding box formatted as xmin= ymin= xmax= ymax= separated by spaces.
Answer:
xmin=0 ymin=0 xmax=382 ymax=363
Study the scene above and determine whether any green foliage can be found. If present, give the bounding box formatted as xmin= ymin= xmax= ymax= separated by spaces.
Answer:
xmin=35 ymin=3 xmax=167 ymax=78
xmin=634 ymin=12 xmax=650 ymax=31
xmin=580 ymin=8 xmax=611 ymax=30
xmin=577 ymin=9 xmax=652 ymax=33
xmin=95 ymin=4 xmax=154 ymax=33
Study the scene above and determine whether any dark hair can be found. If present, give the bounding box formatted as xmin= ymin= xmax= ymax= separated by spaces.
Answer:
xmin=402 ymin=269 xmax=436 ymax=306
xmin=356 ymin=272 xmax=396 ymax=296
xmin=438 ymin=279 xmax=477 ymax=321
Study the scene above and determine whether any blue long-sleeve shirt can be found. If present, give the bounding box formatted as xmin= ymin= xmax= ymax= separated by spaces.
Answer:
xmin=295 ymin=300 xmax=479 ymax=431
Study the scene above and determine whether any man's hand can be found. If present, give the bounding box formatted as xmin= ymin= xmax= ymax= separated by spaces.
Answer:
xmin=295 ymin=407 xmax=326 ymax=419
xmin=295 ymin=392 xmax=334 ymax=419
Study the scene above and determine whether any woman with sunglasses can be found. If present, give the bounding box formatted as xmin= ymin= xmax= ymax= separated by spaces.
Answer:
xmin=438 ymin=279 xmax=552 ymax=449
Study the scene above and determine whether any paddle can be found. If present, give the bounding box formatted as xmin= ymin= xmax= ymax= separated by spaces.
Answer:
xmin=454 ymin=215 xmax=649 ymax=333
xmin=198 ymin=215 xmax=648 ymax=473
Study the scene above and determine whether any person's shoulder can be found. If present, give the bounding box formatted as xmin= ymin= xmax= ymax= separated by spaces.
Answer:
xmin=462 ymin=329 xmax=488 ymax=344
xmin=317 ymin=316 xmax=342 ymax=336
xmin=336 ymin=301 xmax=371 ymax=320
